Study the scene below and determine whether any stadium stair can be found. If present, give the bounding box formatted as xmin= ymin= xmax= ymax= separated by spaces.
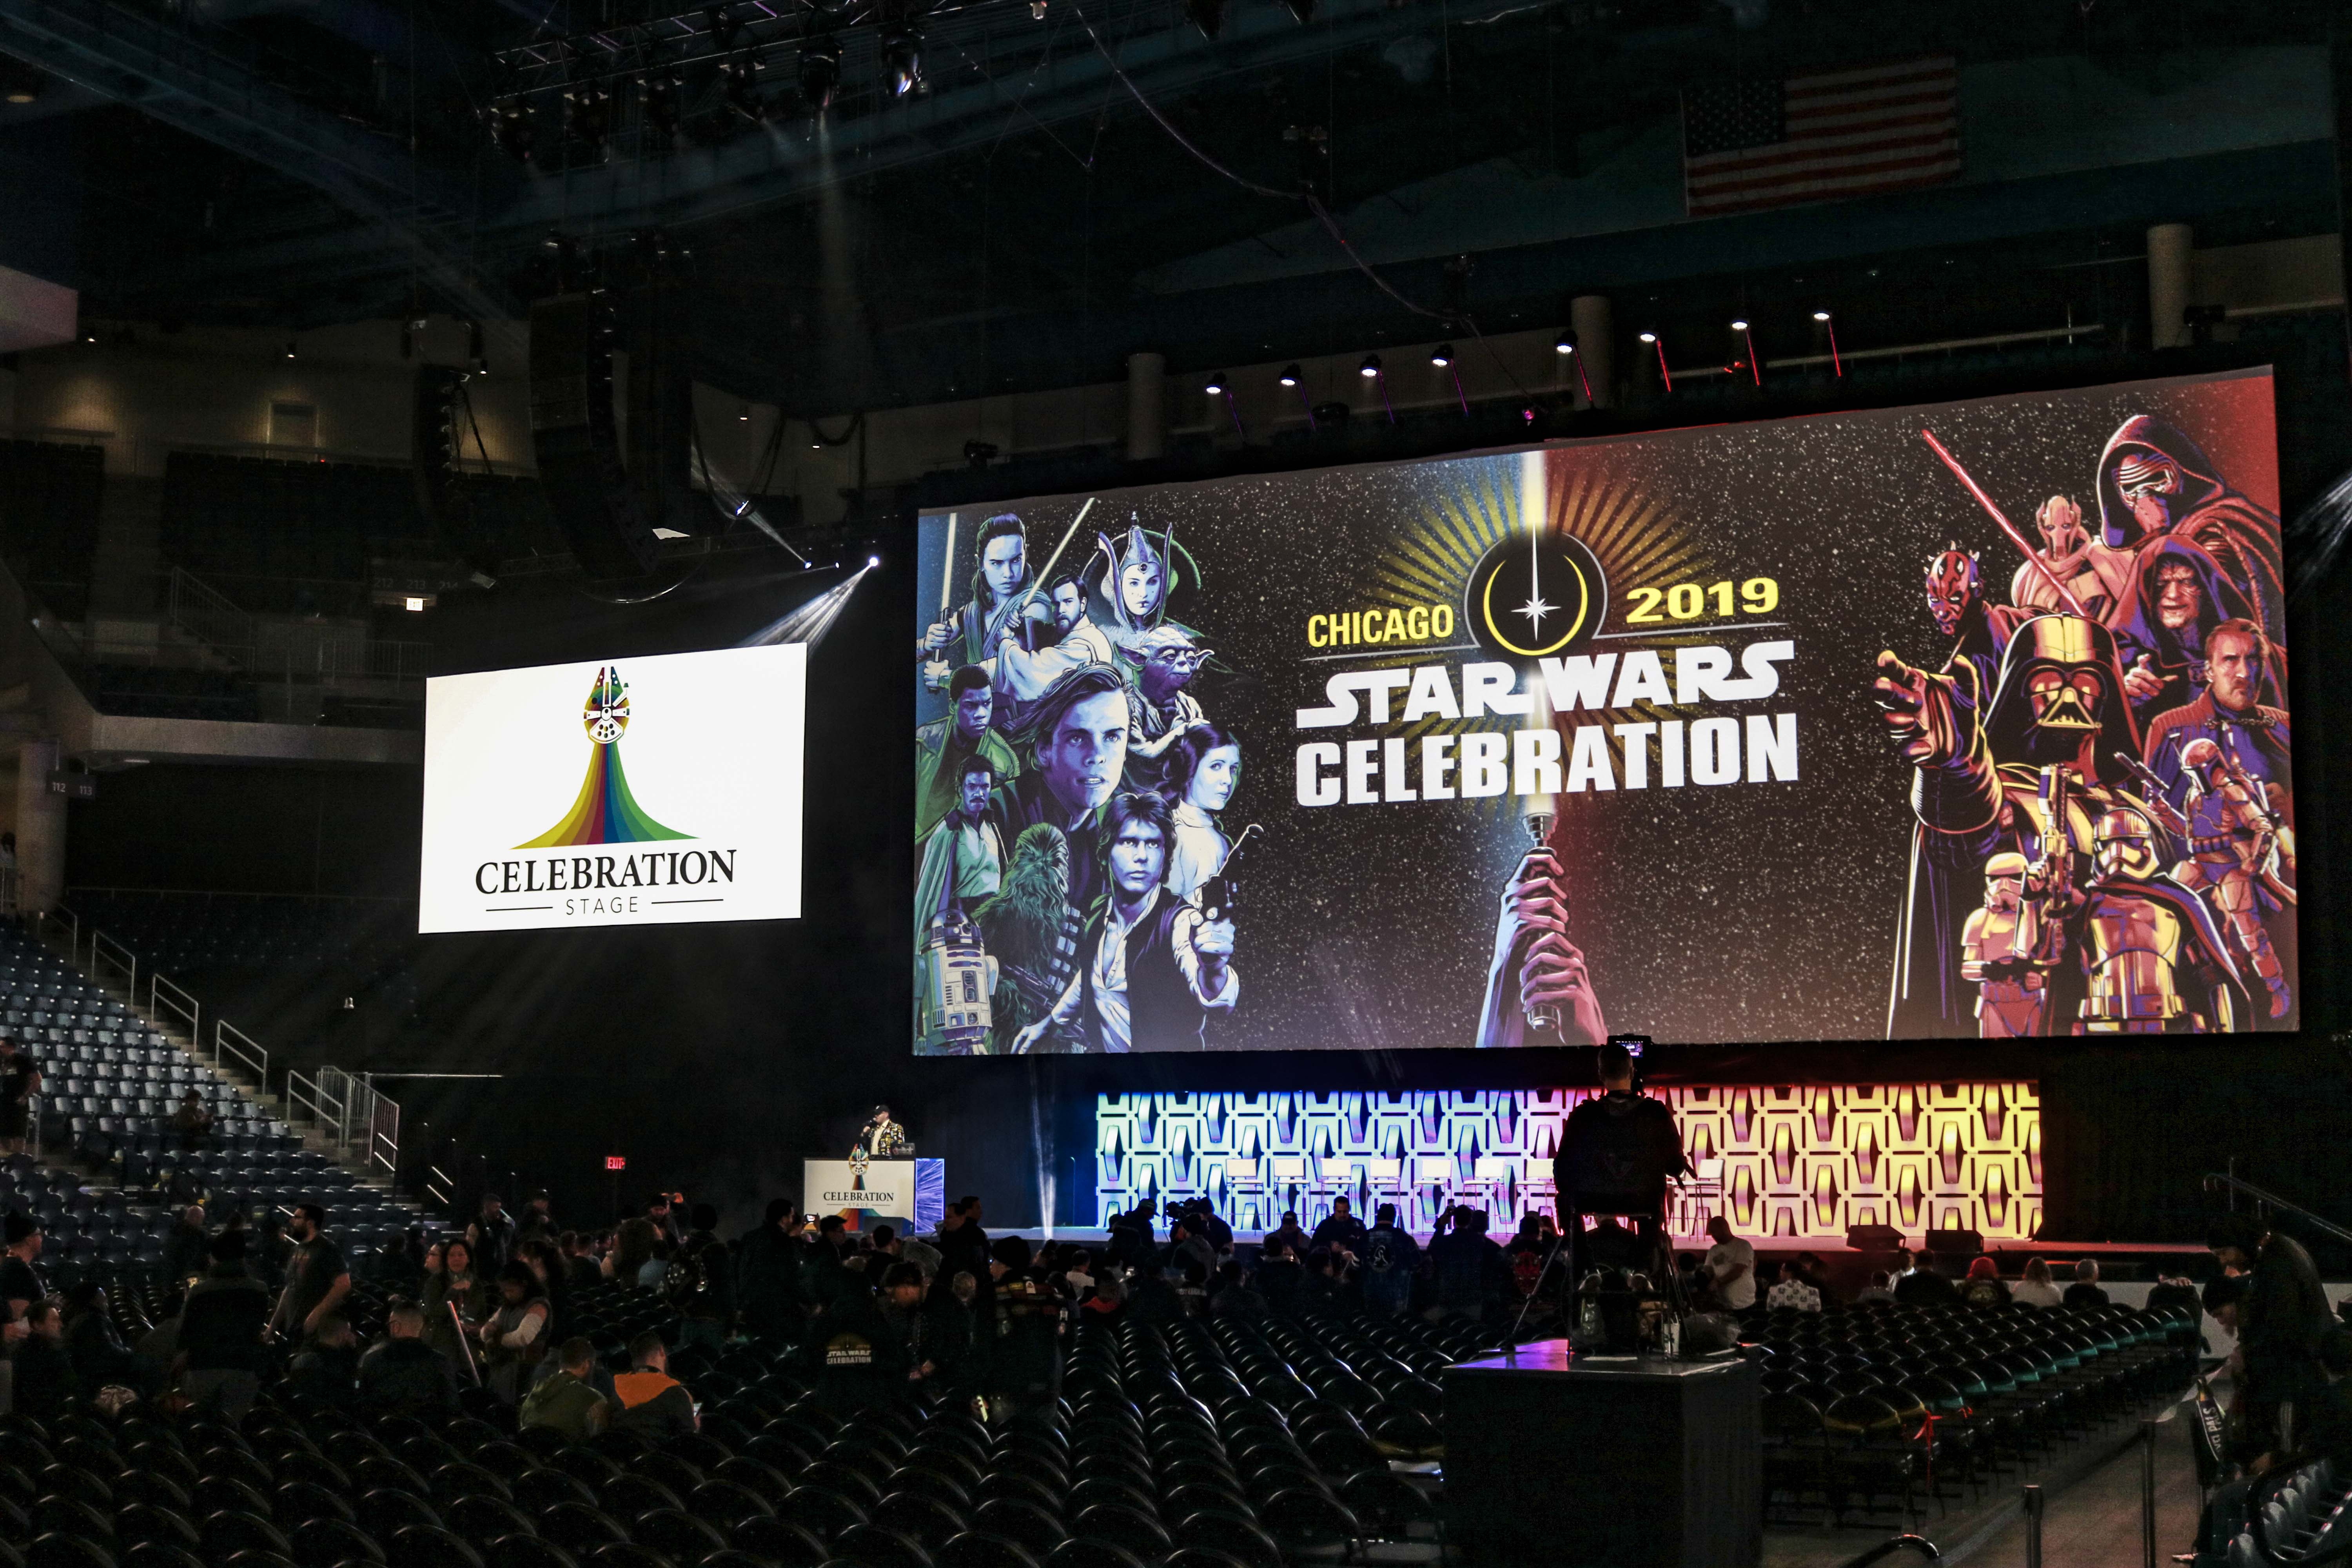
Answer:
xmin=16 ymin=915 xmax=425 ymax=1258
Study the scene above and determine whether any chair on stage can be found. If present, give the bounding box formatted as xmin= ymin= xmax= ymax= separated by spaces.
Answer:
xmin=1465 ymin=1154 xmax=1517 ymax=1220
xmin=1671 ymin=1156 xmax=1724 ymax=1236
xmin=1315 ymin=1155 xmax=1361 ymax=1225
xmin=1414 ymin=1154 xmax=1458 ymax=1227
xmin=1222 ymin=1158 xmax=1267 ymax=1231
xmin=1521 ymin=1156 xmax=1557 ymax=1221
xmin=1267 ymin=1154 xmax=1309 ymax=1223
xmin=1362 ymin=1157 xmax=1404 ymax=1216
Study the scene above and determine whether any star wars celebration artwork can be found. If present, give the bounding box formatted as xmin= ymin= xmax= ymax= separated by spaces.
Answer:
xmin=910 ymin=368 xmax=2293 ymax=1053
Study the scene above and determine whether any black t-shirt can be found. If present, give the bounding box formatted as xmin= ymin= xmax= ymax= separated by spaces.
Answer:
xmin=0 ymin=1252 xmax=45 ymax=1310
xmin=1559 ymin=1091 xmax=1688 ymax=1212
xmin=277 ymin=1234 xmax=348 ymax=1330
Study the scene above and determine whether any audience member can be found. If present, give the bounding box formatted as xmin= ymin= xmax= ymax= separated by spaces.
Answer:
xmin=270 ymin=1203 xmax=351 ymax=1345
xmin=2012 ymin=1258 xmax=2063 ymax=1308
xmin=1895 ymin=1254 xmax=1962 ymax=1306
xmin=287 ymin=1314 xmax=361 ymax=1406
xmin=11 ymin=1299 xmax=75 ymax=1417
xmin=162 ymin=1205 xmax=211 ymax=1282
xmin=1855 ymin=1270 xmax=1896 ymax=1305
xmin=518 ymin=1191 xmax=557 ymax=1244
xmin=889 ymin=1223 xmax=944 ymax=1282
xmin=1960 ymin=1256 xmax=2011 ymax=1308
xmin=1702 ymin=1216 xmax=1756 ymax=1313
xmin=1190 ymin=1200 xmax=1235 ymax=1255
xmin=179 ymin=1231 xmax=270 ymax=1418
xmin=61 ymin=1280 xmax=140 ymax=1390
xmin=169 ymin=1089 xmax=216 ymax=1149
xmin=925 ymin=1270 xmax=987 ymax=1402
xmin=1255 ymin=1240 xmax=1303 ymax=1316
xmin=613 ymin=1331 xmax=698 ymax=1436
xmin=609 ymin=1218 xmax=659 ymax=1286
xmin=1428 ymin=1207 xmax=1508 ymax=1322
xmin=359 ymin=1301 xmax=459 ymax=1416
xmin=521 ymin=1336 xmax=610 ymax=1437
xmin=984 ymin=1234 xmax=1066 ymax=1420
xmin=2210 ymin=1212 xmax=2332 ymax=1465
xmin=1210 ymin=1259 xmax=1268 ymax=1320
xmin=0 ymin=1033 xmax=41 ymax=1158
xmin=1359 ymin=1203 xmax=1421 ymax=1317
xmin=2 ymin=1212 xmax=47 ymax=1319
xmin=422 ymin=1238 xmax=482 ymax=1362
xmin=877 ymin=1261 xmax=937 ymax=1387
xmin=1765 ymin=1260 xmax=1823 ymax=1312
xmin=478 ymin=1260 xmax=554 ymax=1403
xmin=1265 ymin=1210 xmax=1311 ymax=1261
xmin=2063 ymin=1258 xmax=2111 ymax=1308
xmin=474 ymin=1194 xmax=517 ymax=1273
xmin=562 ymin=1231 xmax=604 ymax=1291
xmin=1168 ymin=1215 xmax=1218 ymax=1281
xmin=801 ymin=1216 xmax=856 ymax=1308
xmin=1310 ymin=1197 xmax=1368 ymax=1260
xmin=735 ymin=1200 xmax=806 ymax=1339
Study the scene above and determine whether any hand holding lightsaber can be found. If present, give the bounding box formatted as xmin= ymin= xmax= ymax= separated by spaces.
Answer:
xmin=1920 ymin=428 xmax=2092 ymax=622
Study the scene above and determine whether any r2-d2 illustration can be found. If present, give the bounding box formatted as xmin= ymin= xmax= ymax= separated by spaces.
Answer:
xmin=918 ymin=908 xmax=998 ymax=1054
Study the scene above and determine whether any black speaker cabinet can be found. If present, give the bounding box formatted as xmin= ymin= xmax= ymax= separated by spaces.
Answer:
xmin=530 ymin=291 xmax=663 ymax=579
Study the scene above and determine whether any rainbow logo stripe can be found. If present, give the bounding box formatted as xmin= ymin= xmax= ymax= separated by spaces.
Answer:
xmin=517 ymin=666 xmax=692 ymax=848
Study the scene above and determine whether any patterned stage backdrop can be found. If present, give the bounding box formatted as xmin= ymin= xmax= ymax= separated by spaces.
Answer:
xmin=1094 ymin=1083 xmax=2040 ymax=1242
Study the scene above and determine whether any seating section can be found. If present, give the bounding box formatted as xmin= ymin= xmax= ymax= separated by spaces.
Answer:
xmin=1757 ymin=1299 xmax=2200 ymax=1528
xmin=71 ymin=889 xmax=411 ymax=974
xmin=0 ymin=1283 xmax=1457 ymax=1568
xmin=86 ymin=662 xmax=265 ymax=722
xmin=0 ymin=921 xmax=419 ymax=1254
xmin=161 ymin=450 xmax=565 ymax=613
xmin=2230 ymin=1457 xmax=2352 ymax=1565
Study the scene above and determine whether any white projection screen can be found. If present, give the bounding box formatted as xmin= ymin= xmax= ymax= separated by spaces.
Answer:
xmin=419 ymin=644 xmax=807 ymax=933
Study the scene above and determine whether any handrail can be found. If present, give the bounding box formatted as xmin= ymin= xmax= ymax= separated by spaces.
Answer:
xmin=2202 ymin=1173 xmax=2352 ymax=1249
xmin=215 ymin=1020 xmax=269 ymax=1092
xmin=37 ymin=906 xmax=81 ymax=966
xmin=149 ymin=972 xmax=199 ymax=1052
xmin=89 ymin=930 xmax=136 ymax=997
xmin=1839 ymin=1536 xmax=1940 ymax=1566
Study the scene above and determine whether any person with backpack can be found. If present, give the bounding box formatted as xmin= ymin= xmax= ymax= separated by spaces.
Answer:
xmin=1359 ymin=1203 xmax=1420 ymax=1317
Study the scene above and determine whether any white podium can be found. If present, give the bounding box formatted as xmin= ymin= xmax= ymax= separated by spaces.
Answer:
xmin=804 ymin=1159 xmax=917 ymax=1221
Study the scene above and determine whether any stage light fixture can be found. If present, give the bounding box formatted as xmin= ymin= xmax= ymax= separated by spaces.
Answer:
xmin=1430 ymin=344 xmax=1452 ymax=367
xmin=1732 ymin=318 xmax=1759 ymax=386
xmin=1358 ymin=353 xmax=1382 ymax=379
xmin=489 ymin=99 xmax=533 ymax=163
xmin=1813 ymin=309 xmax=1843 ymax=376
xmin=1554 ymin=329 xmax=1576 ymax=355
xmin=284 ymin=339 xmax=297 ymax=360
xmin=1641 ymin=330 xmax=1672 ymax=392
xmin=869 ymin=555 xmax=880 ymax=567
xmin=1 ymin=62 xmax=40 ymax=105
xmin=642 ymin=71 xmax=681 ymax=142
xmin=1278 ymin=364 xmax=1302 ymax=387
xmin=881 ymin=24 xmax=922 ymax=96
xmin=564 ymin=83 xmax=612 ymax=155
xmin=723 ymin=56 xmax=765 ymax=122
xmin=1730 ymin=318 xmax=1748 ymax=332
xmin=1637 ymin=330 xmax=1656 ymax=344
xmin=1811 ymin=309 xmax=1831 ymax=321
xmin=1203 ymin=372 xmax=1225 ymax=395
xmin=799 ymin=34 xmax=843 ymax=110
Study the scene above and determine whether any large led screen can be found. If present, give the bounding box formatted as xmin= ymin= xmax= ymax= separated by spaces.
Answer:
xmin=421 ymin=644 xmax=806 ymax=932
xmin=911 ymin=369 xmax=2290 ymax=1053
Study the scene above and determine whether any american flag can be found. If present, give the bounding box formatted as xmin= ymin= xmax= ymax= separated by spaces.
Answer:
xmin=1682 ymin=56 xmax=1961 ymax=217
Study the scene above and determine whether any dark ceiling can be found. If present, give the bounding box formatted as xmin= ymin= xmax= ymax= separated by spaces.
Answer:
xmin=0 ymin=0 xmax=2338 ymax=414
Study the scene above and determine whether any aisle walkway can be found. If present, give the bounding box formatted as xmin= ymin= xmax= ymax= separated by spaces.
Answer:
xmin=1763 ymin=1401 xmax=2205 ymax=1568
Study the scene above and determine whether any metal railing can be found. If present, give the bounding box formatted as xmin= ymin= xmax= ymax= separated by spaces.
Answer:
xmin=316 ymin=637 xmax=432 ymax=682
xmin=89 ymin=930 xmax=137 ymax=996
xmin=2201 ymin=1172 xmax=2352 ymax=1248
xmin=283 ymin=1065 xmax=399 ymax=1176
xmin=166 ymin=565 xmax=257 ymax=668
xmin=215 ymin=1019 xmax=268 ymax=1091
xmin=148 ymin=972 xmax=198 ymax=1048
xmin=1837 ymin=1537 xmax=1939 ymax=1567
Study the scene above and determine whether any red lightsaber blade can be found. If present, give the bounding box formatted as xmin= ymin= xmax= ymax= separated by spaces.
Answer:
xmin=1920 ymin=428 xmax=2092 ymax=621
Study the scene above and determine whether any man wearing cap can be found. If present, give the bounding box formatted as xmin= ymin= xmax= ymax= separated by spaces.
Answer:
xmin=2 ymin=1211 xmax=45 ymax=1326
